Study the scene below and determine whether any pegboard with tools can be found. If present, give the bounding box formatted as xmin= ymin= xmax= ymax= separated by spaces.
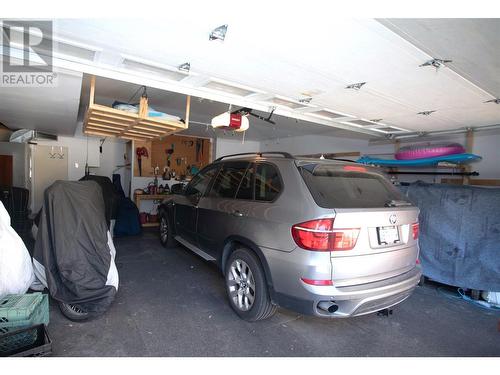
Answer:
xmin=133 ymin=135 xmax=212 ymax=178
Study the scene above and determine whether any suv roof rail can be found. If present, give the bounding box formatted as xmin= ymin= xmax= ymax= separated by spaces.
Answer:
xmin=326 ymin=157 xmax=358 ymax=163
xmin=214 ymin=152 xmax=294 ymax=162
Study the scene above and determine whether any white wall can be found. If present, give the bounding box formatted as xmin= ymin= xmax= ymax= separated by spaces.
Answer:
xmin=35 ymin=136 xmax=98 ymax=181
xmin=466 ymin=129 xmax=500 ymax=179
xmin=94 ymin=137 xmax=128 ymax=180
xmin=215 ymin=138 xmax=260 ymax=158
xmin=35 ymin=130 xmax=127 ymax=182
xmin=261 ymin=134 xmax=368 ymax=156
xmin=31 ymin=145 xmax=69 ymax=212
xmin=1 ymin=134 xmax=126 ymax=210
xmin=29 ymin=131 xmax=127 ymax=211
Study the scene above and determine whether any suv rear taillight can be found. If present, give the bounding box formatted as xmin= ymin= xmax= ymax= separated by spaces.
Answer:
xmin=412 ymin=222 xmax=419 ymax=240
xmin=291 ymin=218 xmax=360 ymax=251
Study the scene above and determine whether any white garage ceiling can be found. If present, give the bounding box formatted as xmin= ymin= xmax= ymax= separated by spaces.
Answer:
xmin=379 ymin=18 xmax=500 ymax=99
xmin=79 ymin=75 xmax=362 ymax=141
xmin=0 ymin=67 xmax=82 ymax=135
xmin=1 ymin=12 xmax=499 ymax=138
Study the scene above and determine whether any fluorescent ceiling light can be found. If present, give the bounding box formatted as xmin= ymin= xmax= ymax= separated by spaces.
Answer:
xmin=370 ymin=126 xmax=409 ymax=134
xmin=268 ymin=96 xmax=307 ymax=109
xmin=340 ymin=118 xmax=409 ymax=134
xmin=309 ymin=109 xmax=353 ymax=120
xmin=202 ymin=79 xmax=261 ymax=97
xmin=121 ymin=54 xmax=189 ymax=81
xmin=343 ymin=119 xmax=380 ymax=127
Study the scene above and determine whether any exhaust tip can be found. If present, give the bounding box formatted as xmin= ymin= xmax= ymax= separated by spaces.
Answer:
xmin=317 ymin=301 xmax=339 ymax=314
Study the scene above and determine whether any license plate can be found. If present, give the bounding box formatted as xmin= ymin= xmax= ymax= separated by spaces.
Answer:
xmin=377 ymin=226 xmax=400 ymax=245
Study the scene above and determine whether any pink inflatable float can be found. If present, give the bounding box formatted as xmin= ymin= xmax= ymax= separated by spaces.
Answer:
xmin=395 ymin=142 xmax=465 ymax=160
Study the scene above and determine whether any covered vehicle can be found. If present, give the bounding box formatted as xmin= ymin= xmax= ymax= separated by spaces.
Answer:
xmin=32 ymin=180 xmax=119 ymax=320
xmin=79 ymin=174 xmax=120 ymax=229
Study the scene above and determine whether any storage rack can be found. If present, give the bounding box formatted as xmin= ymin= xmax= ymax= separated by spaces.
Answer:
xmin=83 ymin=76 xmax=189 ymax=141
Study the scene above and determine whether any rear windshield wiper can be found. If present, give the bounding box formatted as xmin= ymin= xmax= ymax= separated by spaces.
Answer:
xmin=384 ymin=200 xmax=412 ymax=207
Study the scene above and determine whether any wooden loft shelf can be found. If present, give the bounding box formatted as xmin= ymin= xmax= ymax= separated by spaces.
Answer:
xmin=84 ymin=103 xmax=188 ymax=141
xmin=83 ymin=76 xmax=189 ymax=141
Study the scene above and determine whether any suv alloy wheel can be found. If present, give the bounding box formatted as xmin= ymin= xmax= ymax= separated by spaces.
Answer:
xmin=225 ymin=248 xmax=277 ymax=321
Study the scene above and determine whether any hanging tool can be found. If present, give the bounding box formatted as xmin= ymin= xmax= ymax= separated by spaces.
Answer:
xmin=166 ymin=143 xmax=174 ymax=167
xmin=99 ymin=138 xmax=106 ymax=154
xmin=136 ymin=147 xmax=149 ymax=176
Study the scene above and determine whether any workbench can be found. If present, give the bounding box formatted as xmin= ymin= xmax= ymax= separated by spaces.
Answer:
xmin=134 ymin=193 xmax=170 ymax=227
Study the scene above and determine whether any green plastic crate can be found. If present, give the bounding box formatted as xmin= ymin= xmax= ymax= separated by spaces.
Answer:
xmin=0 ymin=293 xmax=44 ymax=321
xmin=0 ymin=324 xmax=52 ymax=357
xmin=0 ymin=293 xmax=49 ymax=335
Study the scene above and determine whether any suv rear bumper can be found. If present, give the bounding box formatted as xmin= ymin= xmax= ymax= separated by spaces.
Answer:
xmin=272 ymin=265 xmax=421 ymax=318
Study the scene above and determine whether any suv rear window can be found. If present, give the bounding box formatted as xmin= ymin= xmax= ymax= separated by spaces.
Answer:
xmin=235 ymin=164 xmax=254 ymax=200
xmin=255 ymin=163 xmax=282 ymax=202
xmin=208 ymin=161 xmax=250 ymax=199
xmin=298 ymin=163 xmax=409 ymax=209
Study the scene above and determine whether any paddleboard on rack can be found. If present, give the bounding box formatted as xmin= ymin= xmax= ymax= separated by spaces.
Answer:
xmin=356 ymin=153 xmax=481 ymax=167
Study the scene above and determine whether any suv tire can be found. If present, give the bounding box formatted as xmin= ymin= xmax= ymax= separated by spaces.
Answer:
xmin=225 ymin=248 xmax=277 ymax=321
xmin=159 ymin=213 xmax=176 ymax=248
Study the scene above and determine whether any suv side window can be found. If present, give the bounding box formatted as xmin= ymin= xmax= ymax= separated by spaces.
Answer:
xmin=185 ymin=164 xmax=219 ymax=197
xmin=254 ymin=163 xmax=282 ymax=202
xmin=208 ymin=161 xmax=250 ymax=199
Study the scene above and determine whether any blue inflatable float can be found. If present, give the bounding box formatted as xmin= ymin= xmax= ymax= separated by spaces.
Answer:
xmin=357 ymin=153 xmax=482 ymax=167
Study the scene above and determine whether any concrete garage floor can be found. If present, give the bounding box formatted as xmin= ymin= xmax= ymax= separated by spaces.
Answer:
xmin=48 ymin=230 xmax=500 ymax=357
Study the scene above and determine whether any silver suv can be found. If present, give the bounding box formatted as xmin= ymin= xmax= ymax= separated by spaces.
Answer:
xmin=158 ymin=152 xmax=421 ymax=321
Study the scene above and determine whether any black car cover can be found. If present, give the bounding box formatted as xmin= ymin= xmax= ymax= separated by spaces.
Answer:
xmin=79 ymin=175 xmax=120 ymax=228
xmin=32 ymin=180 xmax=118 ymax=314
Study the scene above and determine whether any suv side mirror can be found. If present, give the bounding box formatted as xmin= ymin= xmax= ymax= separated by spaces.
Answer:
xmin=170 ymin=183 xmax=185 ymax=195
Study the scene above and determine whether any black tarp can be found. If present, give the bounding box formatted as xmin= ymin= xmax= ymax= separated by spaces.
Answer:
xmin=112 ymin=173 xmax=126 ymax=198
xmin=79 ymin=175 xmax=120 ymax=228
xmin=112 ymin=173 xmax=141 ymax=237
xmin=113 ymin=198 xmax=141 ymax=237
xmin=399 ymin=181 xmax=500 ymax=291
xmin=33 ymin=180 xmax=117 ymax=314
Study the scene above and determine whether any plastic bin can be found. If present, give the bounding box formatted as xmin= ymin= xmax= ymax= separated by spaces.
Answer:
xmin=0 ymin=293 xmax=49 ymax=334
xmin=0 ymin=324 xmax=52 ymax=357
xmin=0 ymin=293 xmax=44 ymax=321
